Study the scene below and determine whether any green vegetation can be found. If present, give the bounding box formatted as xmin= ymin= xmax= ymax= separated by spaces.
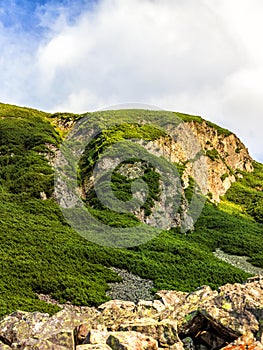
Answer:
xmin=79 ymin=123 xmax=166 ymax=176
xmin=225 ymin=162 xmax=263 ymax=225
xmin=174 ymin=111 xmax=232 ymax=136
xmin=0 ymin=103 xmax=261 ymax=318
xmin=206 ymin=148 xmax=219 ymax=161
xmin=0 ymin=102 xmax=49 ymax=120
xmin=79 ymin=124 xmax=165 ymax=217
xmin=221 ymin=173 xmax=229 ymax=182
xmin=0 ymin=114 xmax=60 ymax=197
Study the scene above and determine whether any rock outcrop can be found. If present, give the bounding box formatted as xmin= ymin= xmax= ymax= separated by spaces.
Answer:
xmin=0 ymin=276 xmax=262 ymax=349
xmin=53 ymin=111 xmax=254 ymax=232
xmin=187 ymin=121 xmax=253 ymax=202
xmin=144 ymin=120 xmax=254 ymax=203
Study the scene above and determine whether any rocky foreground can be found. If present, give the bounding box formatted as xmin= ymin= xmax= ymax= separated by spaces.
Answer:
xmin=0 ymin=276 xmax=263 ymax=350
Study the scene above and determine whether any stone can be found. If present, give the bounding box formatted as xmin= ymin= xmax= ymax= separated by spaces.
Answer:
xmin=181 ymin=337 xmax=194 ymax=350
xmin=23 ymin=339 xmax=69 ymax=349
xmin=163 ymin=342 xmax=184 ymax=350
xmin=154 ymin=290 xmax=186 ymax=308
xmin=137 ymin=300 xmax=154 ymax=309
xmin=38 ymin=308 xmax=95 ymax=337
xmin=98 ymin=300 xmax=135 ymax=312
xmin=76 ymin=345 xmax=112 ymax=350
xmin=221 ymin=334 xmax=263 ymax=349
xmin=152 ymin=300 xmax=166 ymax=313
xmin=117 ymin=318 xmax=179 ymax=347
xmin=0 ymin=278 xmax=262 ymax=349
xmin=84 ymin=330 xmax=109 ymax=344
xmin=179 ymin=310 xmax=240 ymax=349
xmin=0 ymin=311 xmax=50 ymax=346
xmin=136 ymin=300 xmax=166 ymax=314
xmin=76 ymin=324 xmax=89 ymax=345
xmin=46 ymin=330 xmax=75 ymax=348
xmin=106 ymin=331 xmax=158 ymax=350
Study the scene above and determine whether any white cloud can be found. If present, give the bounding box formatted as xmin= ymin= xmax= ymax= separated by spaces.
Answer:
xmin=0 ymin=0 xmax=263 ymax=160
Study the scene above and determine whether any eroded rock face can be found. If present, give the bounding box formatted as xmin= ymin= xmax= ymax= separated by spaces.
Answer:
xmin=186 ymin=121 xmax=253 ymax=202
xmin=78 ymin=119 xmax=253 ymax=233
xmin=0 ymin=276 xmax=262 ymax=349
xmin=147 ymin=121 xmax=254 ymax=203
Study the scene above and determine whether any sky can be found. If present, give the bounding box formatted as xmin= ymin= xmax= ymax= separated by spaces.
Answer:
xmin=0 ymin=0 xmax=263 ymax=161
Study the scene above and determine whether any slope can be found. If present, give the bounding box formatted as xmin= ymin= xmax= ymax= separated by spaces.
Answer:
xmin=0 ymin=103 xmax=262 ymax=317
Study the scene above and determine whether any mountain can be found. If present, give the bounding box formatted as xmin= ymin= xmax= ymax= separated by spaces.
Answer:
xmin=0 ymin=102 xmax=262 ymax=318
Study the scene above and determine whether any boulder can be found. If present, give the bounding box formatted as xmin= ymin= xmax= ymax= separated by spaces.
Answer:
xmin=0 ymin=277 xmax=262 ymax=349
xmin=76 ymin=345 xmax=112 ymax=350
xmin=98 ymin=300 xmax=135 ymax=312
xmin=136 ymin=300 xmax=166 ymax=314
xmin=221 ymin=334 xmax=263 ymax=349
xmin=179 ymin=310 xmax=240 ymax=349
xmin=0 ymin=311 xmax=49 ymax=346
xmin=106 ymin=331 xmax=158 ymax=350
xmin=154 ymin=291 xmax=186 ymax=308
xmin=23 ymin=339 xmax=69 ymax=349
xmin=117 ymin=318 xmax=180 ymax=347
xmin=76 ymin=324 xmax=89 ymax=345
xmin=46 ymin=330 xmax=75 ymax=348
xmin=84 ymin=329 xmax=109 ymax=344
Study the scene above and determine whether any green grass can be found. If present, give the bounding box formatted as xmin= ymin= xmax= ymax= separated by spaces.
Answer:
xmin=174 ymin=111 xmax=232 ymax=136
xmin=0 ymin=102 xmax=261 ymax=317
xmin=0 ymin=114 xmax=60 ymax=198
xmin=0 ymin=195 xmax=122 ymax=315
xmin=0 ymin=102 xmax=49 ymax=119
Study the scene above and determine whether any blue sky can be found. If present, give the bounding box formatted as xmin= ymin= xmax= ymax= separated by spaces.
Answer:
xmin=0 ymin=0 xmax=263 ymax=161
xmin=0 ymin=0 xmax=95 ymax=33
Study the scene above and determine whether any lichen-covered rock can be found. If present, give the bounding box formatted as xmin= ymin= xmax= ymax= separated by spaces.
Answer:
xmin=98 ymin=300 xmax=136 ymax=312
xmin=221 ymin=334 xmax=263 ymax=349
xmin=84 ymin=330 xmax=109 ymax=345
xmin=0 ymin=311 xmax=49 ymax=346
xmin=154 ymin=290 xmax=187 ymax=308
xmin=181 ymin=337 xmax=194 ymax=350
xmin=133 ymin=301 xmax=165 ymax=320
xmin=19 ymin=330 xmax=74 ymax=349
xmin=76 ymin=345 xmax=112 ymax=350
xmin=106 ymin=331 xmax=158 ymax=350
xmin=0 ymin=277 xmax=262 ymax=349
xmin=117 ymin=318 xmax=179 ymax=347
xmin=23 ymin=339 xmax=69 ymax=349
xmin=38 ymin=308 xmax=97 ymax=337
xmin=162 ymin=342 xmax=184 ymax=350
xmin=46 ymin=330 xmax=75 ymax=348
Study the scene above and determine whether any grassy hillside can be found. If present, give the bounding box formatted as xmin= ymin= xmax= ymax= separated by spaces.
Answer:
xmin=0 ymin=103 xmax=262 ymax=317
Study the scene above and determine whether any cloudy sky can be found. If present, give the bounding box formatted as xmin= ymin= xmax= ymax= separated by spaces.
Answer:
xmin=0 ymin=0 xmax=262 ymax=161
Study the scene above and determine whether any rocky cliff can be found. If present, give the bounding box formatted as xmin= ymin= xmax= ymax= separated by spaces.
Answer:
xmin=140 ymin=119 xmax=253 ymax=203
xmin=186 ymin=120 xmax=253 ymax=202
xmin=69 ymin=112 xmax=254 ymax=232
xmin=50 ymin=111 xmax=254 ymax=205
xmin=0 ymin=276 xmax=262 ymax=349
